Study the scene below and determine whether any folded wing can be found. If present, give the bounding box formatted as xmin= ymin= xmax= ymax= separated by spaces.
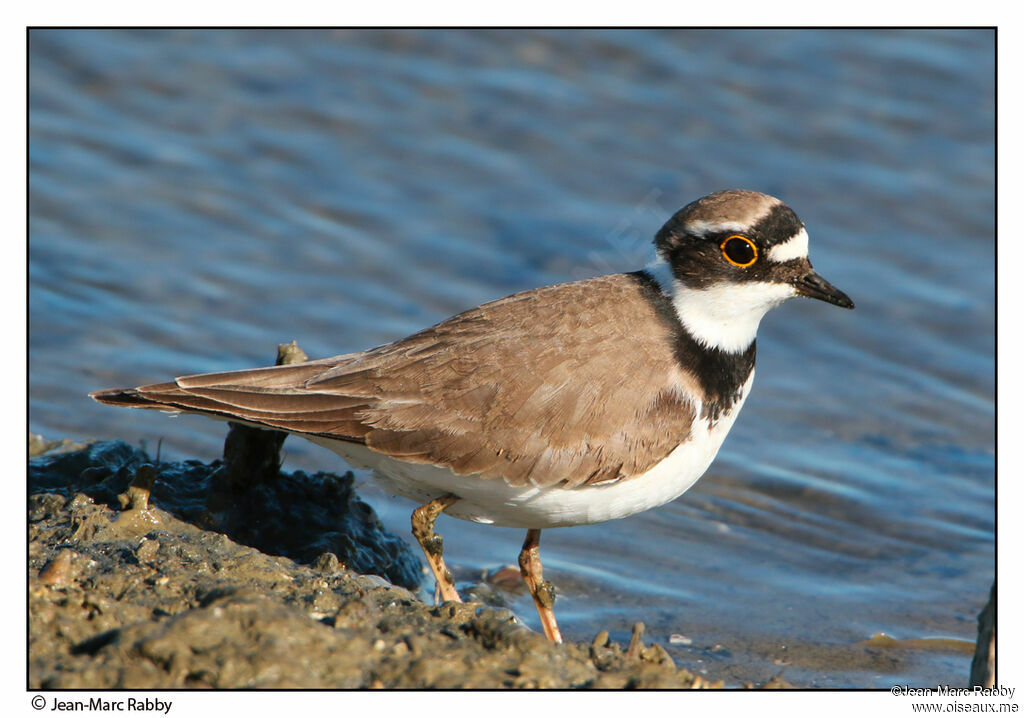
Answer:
xmin=92 ymin=274 xmax=697 ymax=488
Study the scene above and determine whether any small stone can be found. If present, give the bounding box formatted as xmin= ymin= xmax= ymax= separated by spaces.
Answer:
xmin=136 ymin=539 xmax=160 ymax=563
xmin=356 ymin=574 xmax=391 ymax=590
xmin=486 ymin=565 xmax=523 ymax=591
xmin=385 ymin=586 xmax=416 ymax=603
xmin=313 ymin=552 xmax=340 ymax=573
xmin=39 ymin=550 xmax=75 ymax=587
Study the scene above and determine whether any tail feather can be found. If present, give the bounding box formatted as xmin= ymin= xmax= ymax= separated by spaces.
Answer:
xmin=89 ymin=361 xmax=372 ymax=444
xmin=90 ymin=385 xmax=179 ymax=410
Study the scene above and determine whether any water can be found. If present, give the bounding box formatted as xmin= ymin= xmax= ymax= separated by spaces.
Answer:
xmin=28 ymin=29 xmax=994 ymax=687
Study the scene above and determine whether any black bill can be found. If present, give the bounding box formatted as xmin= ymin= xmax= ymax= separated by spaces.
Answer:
xmin=793 ymin=271 xmax=855 ymax=309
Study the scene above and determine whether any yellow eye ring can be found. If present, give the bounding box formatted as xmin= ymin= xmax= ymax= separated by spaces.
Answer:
xmin=720 ymin=235 xmax=758 ymax=267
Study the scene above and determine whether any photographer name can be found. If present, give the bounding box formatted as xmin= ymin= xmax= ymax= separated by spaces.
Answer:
xmin=51 ymin=698 xmax=172 ymax=714
xmin=892 ymin=685 xmax=1016 ymax=699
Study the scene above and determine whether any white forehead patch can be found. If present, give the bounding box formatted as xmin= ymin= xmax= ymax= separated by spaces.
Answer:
xmin=767 ymin=227 xmax=809 ymax=263
xmin=683 ymin=219 xmax=747 ymax=238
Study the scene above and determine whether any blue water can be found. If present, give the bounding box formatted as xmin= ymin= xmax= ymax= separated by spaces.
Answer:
xmin=29 ymin=29 xmax=994 ymax=687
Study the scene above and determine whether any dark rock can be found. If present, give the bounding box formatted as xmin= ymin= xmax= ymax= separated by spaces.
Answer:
xmin=969 ymin=583 xmax=995 ymax=688
xmin=29 ymin=440 xmax=422 ymax=590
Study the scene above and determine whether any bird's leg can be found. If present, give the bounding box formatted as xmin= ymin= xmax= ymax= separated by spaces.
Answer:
xmin=411 ymin=494 xmax=462 ymax=604
xmin=518 ymin=528 xmax=563 ymax=643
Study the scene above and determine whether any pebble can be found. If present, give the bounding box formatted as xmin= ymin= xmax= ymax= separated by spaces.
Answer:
xmin=39 ymin=550 xmax=75 ymax=587
xmin=136 ymin=538 xmax=160 ymax=563
xmin=313 ymin=552 xmax=340 ymax=573
xmin=356 ymin=574 xmax=392 ymax=590
xmin=486 ymin=565 xmax=523 ymax=591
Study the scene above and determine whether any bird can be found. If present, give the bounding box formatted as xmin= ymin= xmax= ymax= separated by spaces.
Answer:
xmin=92 ymin=189 xmax=853 ymax=643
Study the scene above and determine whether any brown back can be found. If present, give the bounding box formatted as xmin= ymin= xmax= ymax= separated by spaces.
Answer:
xmin=94 ymin=273 xmax=698 ymax=488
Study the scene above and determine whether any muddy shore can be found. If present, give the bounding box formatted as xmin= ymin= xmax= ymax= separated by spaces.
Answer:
xmin=28 ymin=434 xmax=745 ymax=689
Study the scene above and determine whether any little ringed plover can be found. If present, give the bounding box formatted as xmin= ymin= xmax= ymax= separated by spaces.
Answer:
xmin=92 ymin=189 xmax=854 ymax=643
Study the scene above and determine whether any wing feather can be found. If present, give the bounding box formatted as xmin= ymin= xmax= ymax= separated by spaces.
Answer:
xmin=92 ymin=273 xmax=698 ymax=487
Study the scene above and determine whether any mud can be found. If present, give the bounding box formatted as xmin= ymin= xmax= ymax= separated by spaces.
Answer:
xmin=29 ymin=436 xmax=718 ymax=689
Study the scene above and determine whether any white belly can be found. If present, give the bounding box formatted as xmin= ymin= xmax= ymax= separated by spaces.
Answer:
xmin=311 ymin=373 xmax=753 ymax=529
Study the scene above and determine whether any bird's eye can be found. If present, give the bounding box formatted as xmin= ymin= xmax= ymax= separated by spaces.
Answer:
xmin=721 ymin=235 xmax=758 ymax=267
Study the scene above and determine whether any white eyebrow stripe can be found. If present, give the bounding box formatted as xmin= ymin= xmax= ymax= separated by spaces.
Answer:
xmin=683 ymin=220 xmax=747 ymax=237
xmin=767 ymin=227 xmax=809 ymax=262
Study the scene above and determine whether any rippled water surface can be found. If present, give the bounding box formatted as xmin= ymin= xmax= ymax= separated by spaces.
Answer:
xmin=29 ymin=29 xmax=994 ymax=687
